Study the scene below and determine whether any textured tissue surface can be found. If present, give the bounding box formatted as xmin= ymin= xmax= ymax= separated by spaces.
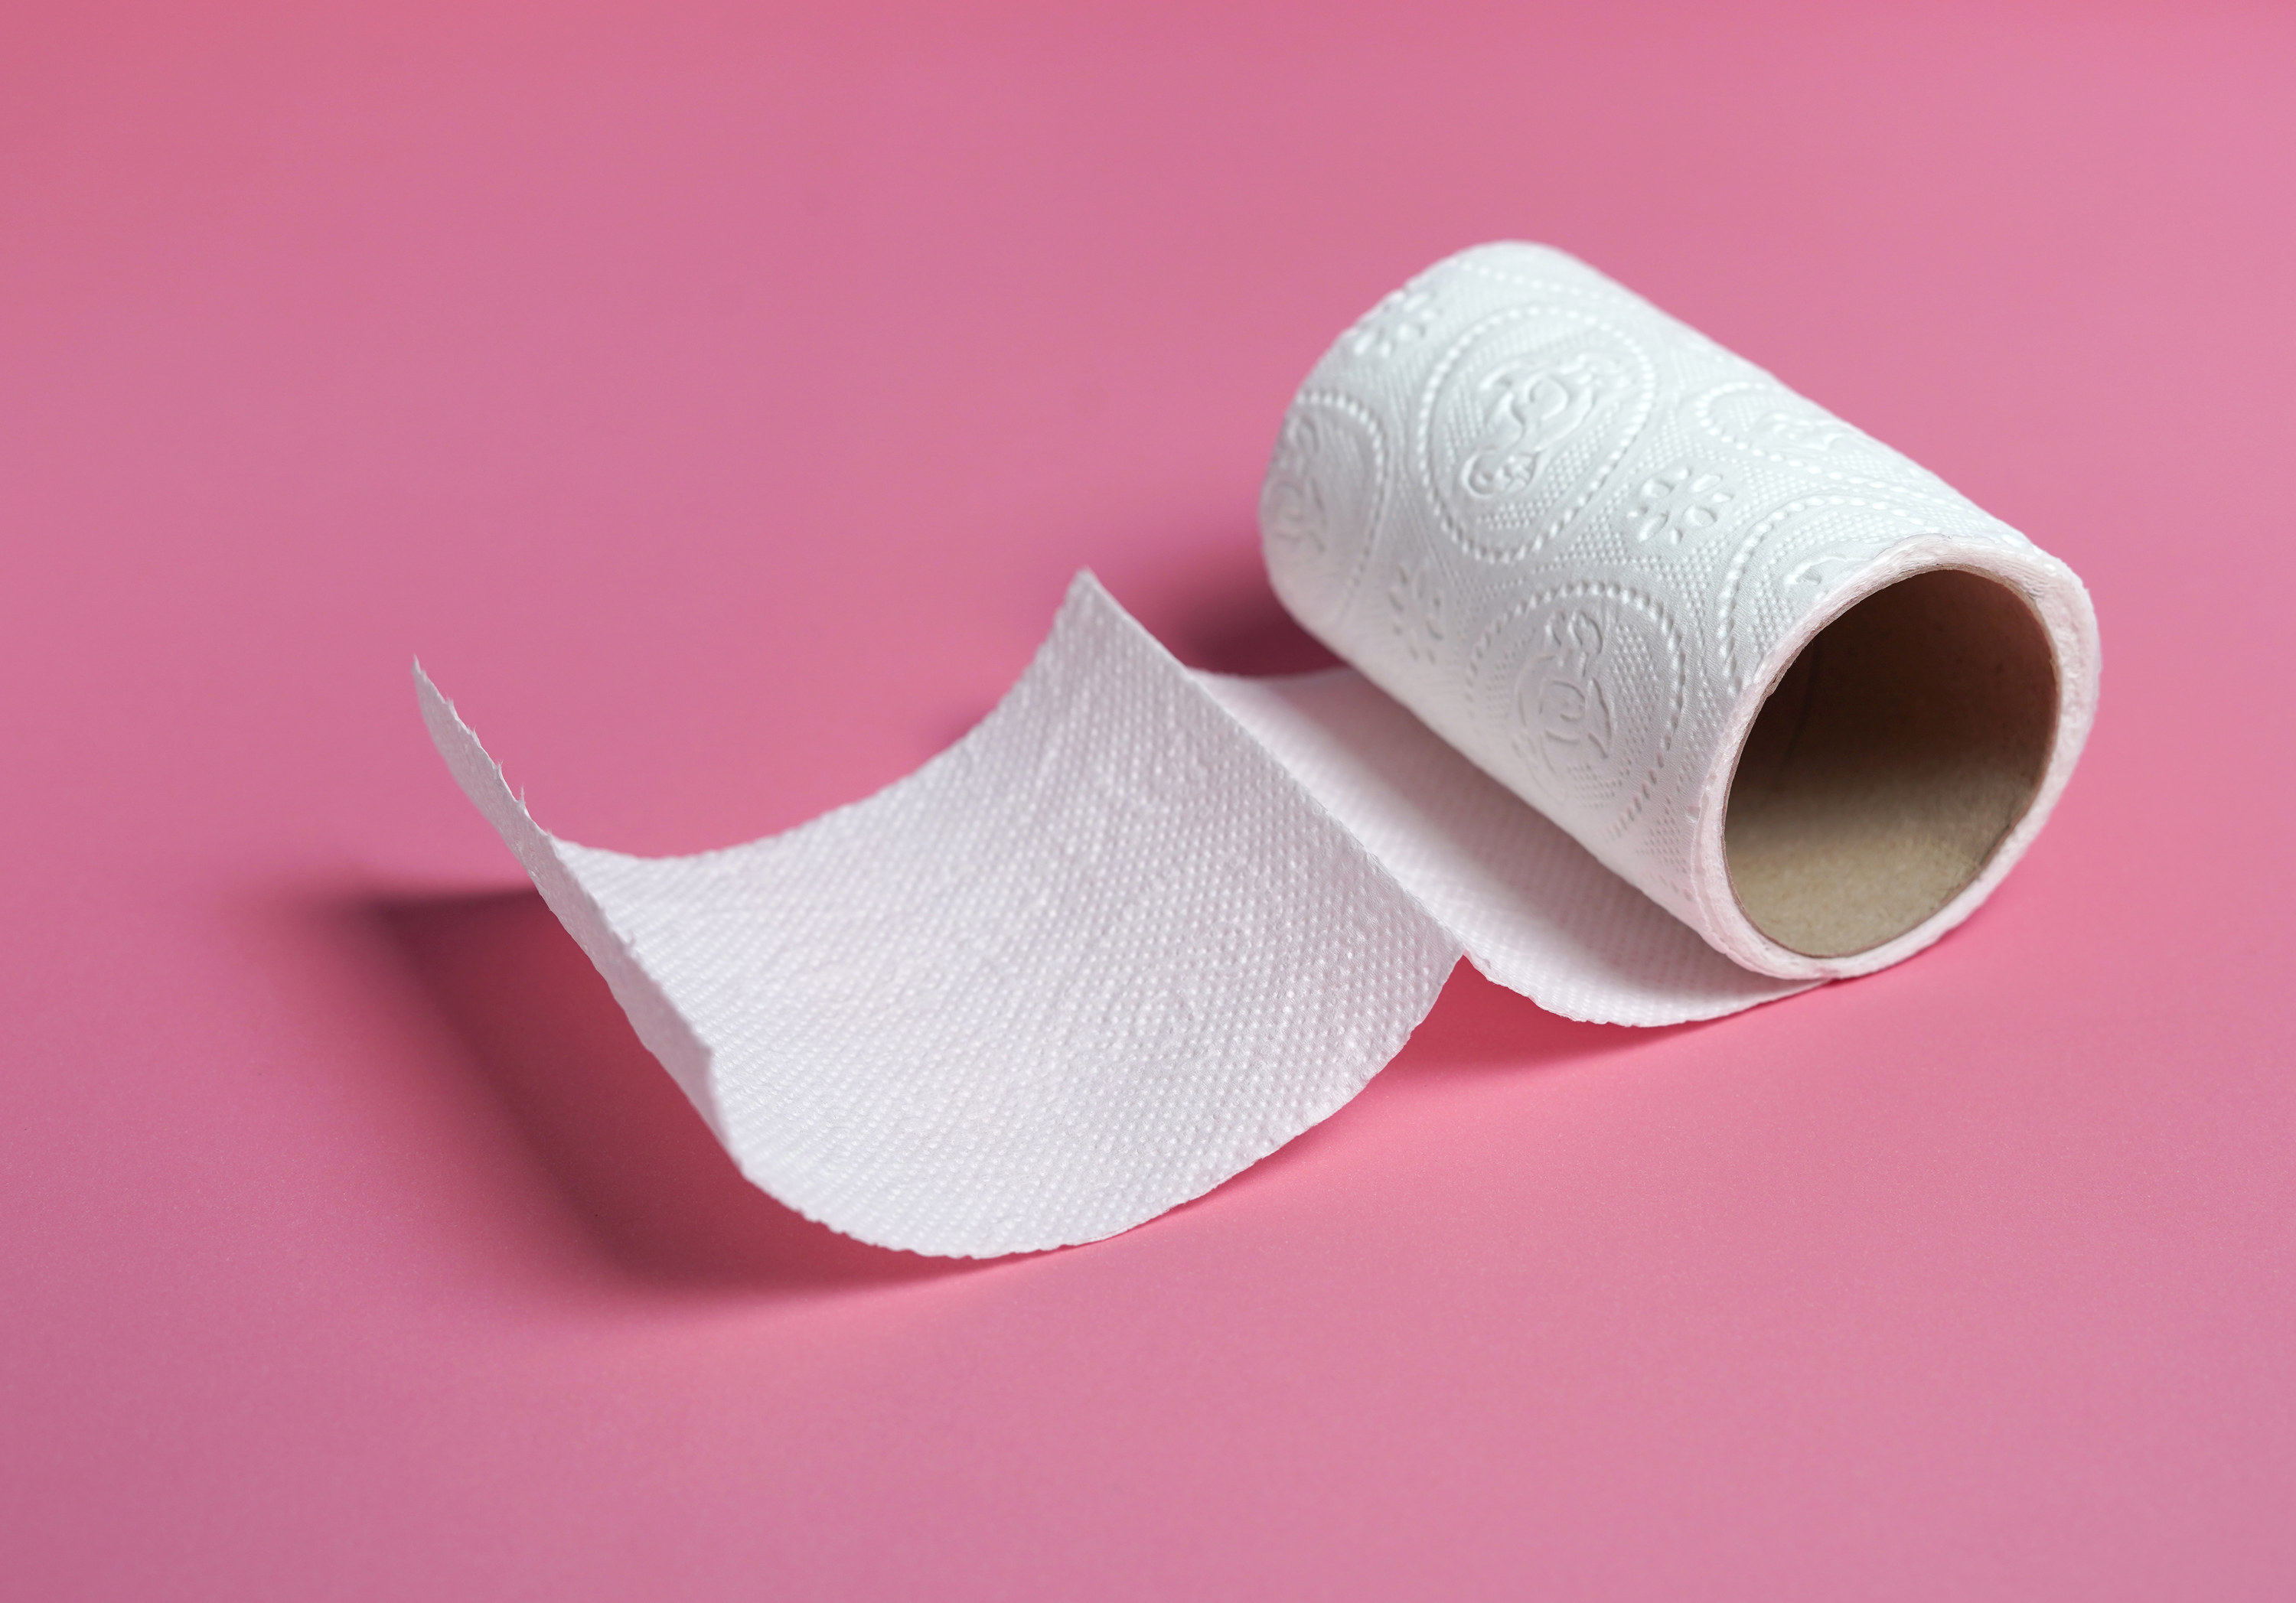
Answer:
xmin=422 ymin=243 xmax=2097 ymax=1256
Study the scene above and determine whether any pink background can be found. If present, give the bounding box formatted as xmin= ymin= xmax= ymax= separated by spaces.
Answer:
xmin=5 ymin=2 xmax=2293 ymax=1597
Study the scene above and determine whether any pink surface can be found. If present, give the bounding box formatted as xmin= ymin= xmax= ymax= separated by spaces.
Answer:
xmin=5 ymin=2 xmax=2293 ymax=1596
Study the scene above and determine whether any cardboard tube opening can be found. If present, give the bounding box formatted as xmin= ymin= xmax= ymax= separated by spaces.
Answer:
xmin=1724 ymin=567 xmax=2058 ymax=959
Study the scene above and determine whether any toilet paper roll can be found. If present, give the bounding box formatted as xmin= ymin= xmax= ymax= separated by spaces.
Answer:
xmin=1259 ymin=243 xmax=2097 ymax=979
xmin=418 ymin=243 xmax=2099 ymax=1258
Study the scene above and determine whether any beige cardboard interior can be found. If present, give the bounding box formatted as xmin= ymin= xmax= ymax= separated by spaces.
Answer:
xmin=1724 ymin=568 xmax=2059 ymax=959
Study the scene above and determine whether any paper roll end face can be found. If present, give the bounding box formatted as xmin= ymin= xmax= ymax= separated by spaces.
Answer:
xmin=1711 ymin=547 xmax=2099 ymax=974
xmin=1721 ymin=566 xmax=2057 ymax=958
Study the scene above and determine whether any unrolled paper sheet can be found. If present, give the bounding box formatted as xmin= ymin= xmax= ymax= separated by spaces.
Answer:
xmin=419 ymin=243 xmax=2099 ymax=1258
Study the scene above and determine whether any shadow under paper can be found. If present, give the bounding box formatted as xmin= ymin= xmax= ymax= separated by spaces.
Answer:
xmin=366 ymin=888 xmax=974 ymax=1294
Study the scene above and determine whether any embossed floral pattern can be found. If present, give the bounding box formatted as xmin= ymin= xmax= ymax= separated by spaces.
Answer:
xmin=1261 ymin=413 xmax=1330 ymax=552
xmin=1342 ymin=285 xmax=1439 ymax=360
xmin=1753 ymin=409 xmax=1860 ymax=452
xmin=1459 ymin=353 xmax=1624 ymax=501
xmin=1631 ymin=465 xmax=1735 ymax=545
xmin=1516 ymin=608 xmax=1613 ymax=772
xmin=1388 ymin=560 xmax=1446 ymax=663
xmin=1779 ymin=536 xmax=1899 ymax=611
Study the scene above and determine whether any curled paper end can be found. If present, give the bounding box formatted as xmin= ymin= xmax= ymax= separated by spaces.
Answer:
xmin=413 ymin=661 xmax=551 ymax=875
xmin=415 ymin=582 xmax=1469 ymax=1256
xmin=414 ymin=662 xmax=726 ymax=1145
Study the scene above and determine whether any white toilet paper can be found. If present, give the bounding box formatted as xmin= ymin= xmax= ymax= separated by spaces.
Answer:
xmin=419 ymin=243 xmax=2099 ymax=1257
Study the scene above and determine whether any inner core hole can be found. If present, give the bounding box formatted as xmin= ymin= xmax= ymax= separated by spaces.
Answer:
xmin=1724 ymin=568 xmax=2057 ymax=959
